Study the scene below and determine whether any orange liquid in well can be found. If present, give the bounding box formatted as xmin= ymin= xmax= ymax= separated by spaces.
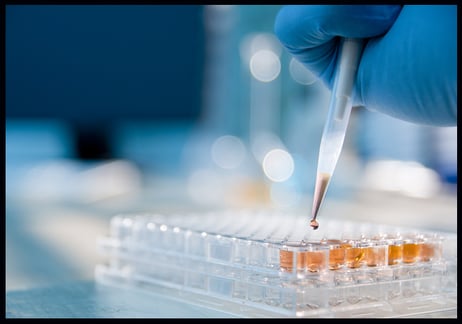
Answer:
xmin=280 ymin=249 xmax=327 ymax=272
xmin=280 ymin=250 xmax=296 ymax=271
xmin=420 ymin=242 xmax=435 ymax=262
xmin=365 ymin=246 xmax=387 ymax=267
xmin=280 ymin=235 xmax=439 ymax=273
xmin=403 ymin=242 xmax=422 ymax=263
xmin=306 ymin=251 xmax=326 ymax=272
xmin=388 ymin=244 xmax=403 ymax=265
xmin=345 ymin=246 xmax=365 ymax=268
xmin=280 ymin=250 xmax=310 ymax=271
xmin=328 ymin=243 xmax=347 ymax=270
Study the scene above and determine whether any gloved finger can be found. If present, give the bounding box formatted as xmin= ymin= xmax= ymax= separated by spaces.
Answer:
xmin=356 ymin=5 xmax=457 ymax=126
xmin=274 ymin=5 xmax=402 ymax=86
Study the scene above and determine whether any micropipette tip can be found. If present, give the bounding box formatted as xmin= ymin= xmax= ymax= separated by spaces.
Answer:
xmin=309 ymin=38 xmax=365 ymax=231
xmin=310 ymin=172 xmax=331 ymax=230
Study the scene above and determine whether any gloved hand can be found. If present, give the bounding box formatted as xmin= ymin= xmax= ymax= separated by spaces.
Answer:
xmin=274 ymin=5 xmax=456 ymax=126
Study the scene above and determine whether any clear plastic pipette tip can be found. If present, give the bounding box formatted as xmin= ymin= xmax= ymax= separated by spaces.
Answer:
xmin=309 ymin=38 xmax=365 ymax=230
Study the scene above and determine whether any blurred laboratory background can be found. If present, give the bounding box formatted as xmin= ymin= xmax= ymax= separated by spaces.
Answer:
xmin=6 ymin=5 xmax=457 ymax=293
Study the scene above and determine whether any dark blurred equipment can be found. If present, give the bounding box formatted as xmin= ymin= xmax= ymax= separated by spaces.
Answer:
xmin=75 ymin=126 xmax=111 ymax=160
xmin=6 ymin=5 xmax=206 ymax=160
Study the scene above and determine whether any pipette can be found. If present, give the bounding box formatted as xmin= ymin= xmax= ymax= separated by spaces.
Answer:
xmin=310 ymin=38 xmax=365 ymax=230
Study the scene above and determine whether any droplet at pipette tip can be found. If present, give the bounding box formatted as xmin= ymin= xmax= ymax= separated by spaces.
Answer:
xmin=311 ymin=38 xmax=365 ymax=230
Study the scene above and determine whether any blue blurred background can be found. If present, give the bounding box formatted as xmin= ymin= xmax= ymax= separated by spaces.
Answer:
xmin=5 ymin=5 xmax=457 ymax=293
xmin=6 ymin=5 xmax=204 ymax=161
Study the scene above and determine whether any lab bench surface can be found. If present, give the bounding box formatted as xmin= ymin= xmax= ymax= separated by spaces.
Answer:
xmin=6 ymin=279 xmax=458 ymax=318
xmin=6 ymin=280 xmax=235 ymax=318
xmin=6 ymin=280 xmax=457 ymax=318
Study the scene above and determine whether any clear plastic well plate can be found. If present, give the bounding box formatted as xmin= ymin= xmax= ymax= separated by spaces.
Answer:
xmin=95 ymin=210 xmax=457 ymax=317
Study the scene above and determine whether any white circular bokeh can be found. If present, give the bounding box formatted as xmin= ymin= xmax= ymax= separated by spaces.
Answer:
xmin=249 ymin=49 xmax=281 ymax=82
xmin=262 ymin=149 xmax=294 ymax=182
xmin=211 ymin=135 xmax=246 ymax=169
xmin=289 ymin=58 xmax=317 ymax=85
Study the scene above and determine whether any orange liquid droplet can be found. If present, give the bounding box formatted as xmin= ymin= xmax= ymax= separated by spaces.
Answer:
xmin=310 ymin=219 xmax=319 ymax=230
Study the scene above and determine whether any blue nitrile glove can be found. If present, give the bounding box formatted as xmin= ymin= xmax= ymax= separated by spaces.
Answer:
xmin=274 ymin=5 xmax=457 ymax=126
